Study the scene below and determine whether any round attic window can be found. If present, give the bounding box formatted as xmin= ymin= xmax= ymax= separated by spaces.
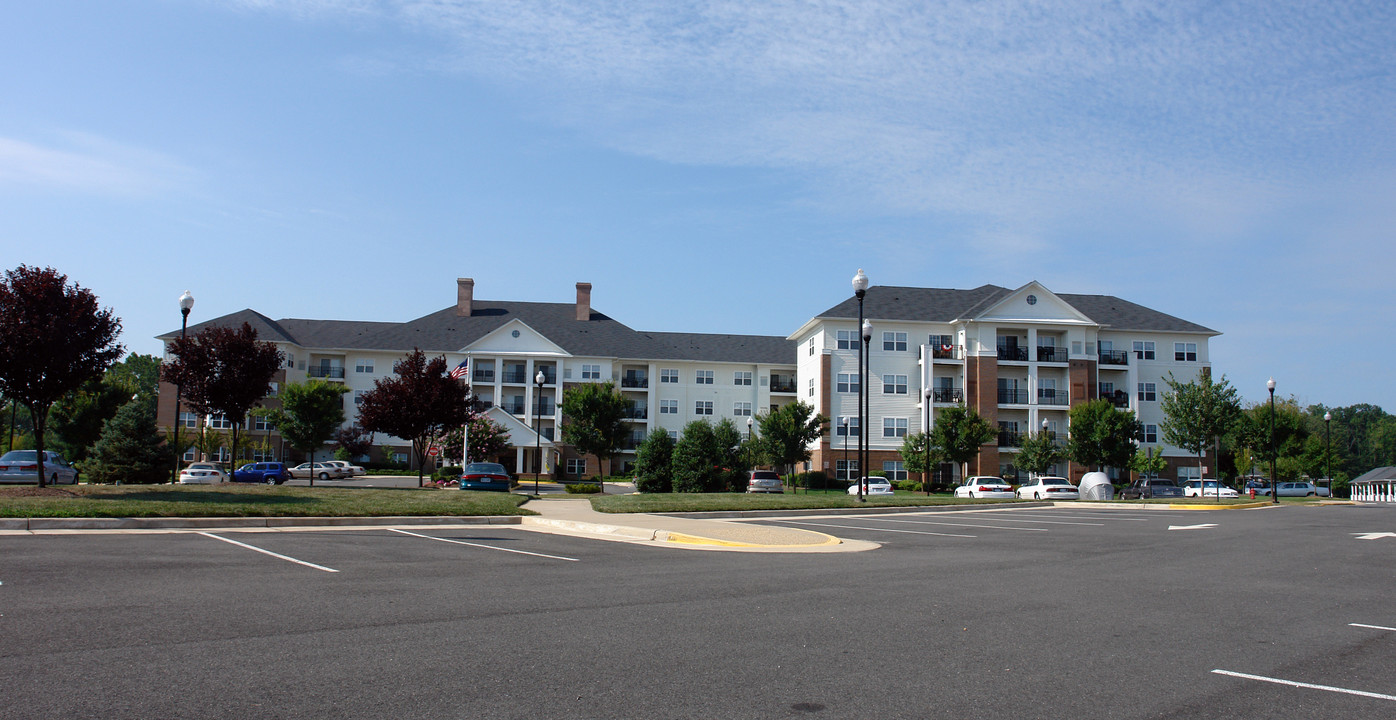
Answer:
xmin=511 ymin=330 xmax=521 ymax=338
xmin=1026 ymin=295 xmax=1038 ymax=305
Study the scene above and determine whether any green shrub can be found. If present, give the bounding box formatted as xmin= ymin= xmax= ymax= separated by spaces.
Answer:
xmin=433 ymin=466 xmax=462 ymax=483
xmin=893 ymin=480 xmax=921 ymax=492
xmin=566 ymin=483 xmax=601 ymax=494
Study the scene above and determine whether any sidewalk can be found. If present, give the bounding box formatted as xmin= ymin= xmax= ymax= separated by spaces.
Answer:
xmin=520 ymin=498 xmax=878 ymax=553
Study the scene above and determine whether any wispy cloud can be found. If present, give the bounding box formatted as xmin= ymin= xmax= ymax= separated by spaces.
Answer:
xmin=0 ymin=132 xmax=191 ymax=196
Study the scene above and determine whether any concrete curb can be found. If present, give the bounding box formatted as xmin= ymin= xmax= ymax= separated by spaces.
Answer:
xmin=653 ymin=502 xmax=1054 ymax=520
xmin=0 ymin=515 xmax=523 ymax=531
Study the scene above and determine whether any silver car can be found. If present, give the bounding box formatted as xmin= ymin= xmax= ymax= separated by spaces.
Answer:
xmin=0 ymin=450 xmax=79 ymax=484
xmin=289 ymin=462 xmax=350 ymax=481
xmin=746 ymin=470 xmax=784 ymax=493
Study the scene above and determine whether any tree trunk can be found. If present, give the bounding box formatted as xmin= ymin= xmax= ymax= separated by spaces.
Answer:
xmin=31 ymin=404 xmax=47 ymax=488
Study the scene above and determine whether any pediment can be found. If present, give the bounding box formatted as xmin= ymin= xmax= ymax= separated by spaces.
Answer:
xmin=463 ymin=319 xmax=567 ymax=355
xmin=973 ymin=282 xmax=1094 ymax=325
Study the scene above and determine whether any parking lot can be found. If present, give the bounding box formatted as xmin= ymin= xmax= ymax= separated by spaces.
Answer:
xmin=1 ymin=504 xmax=1392 ymax=719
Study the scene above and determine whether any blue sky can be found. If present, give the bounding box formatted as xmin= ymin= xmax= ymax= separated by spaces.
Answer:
xmin=3 ymin=1 xmax=1392 ymax=411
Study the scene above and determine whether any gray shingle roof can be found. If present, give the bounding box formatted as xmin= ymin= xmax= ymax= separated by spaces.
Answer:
xmin=158 ymin=309 xmax=299 ymax=344
xmin=643 ymin=332 xmax=797 ymax=365
xmin=1351 ymin=466 xmax=1396 ymax=483
xmin=815 ymin=285 xmax=1215 ymax=334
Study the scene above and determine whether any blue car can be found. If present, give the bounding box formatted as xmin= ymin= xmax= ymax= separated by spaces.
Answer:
xmin=232 ymin=462 xmax=291 ymax=485
xmin=459 ymin=462 xmax=512 ymax=492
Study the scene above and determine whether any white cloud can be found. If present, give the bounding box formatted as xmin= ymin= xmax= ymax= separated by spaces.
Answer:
xmin=0 ymin=132 xmax=190 ymax=196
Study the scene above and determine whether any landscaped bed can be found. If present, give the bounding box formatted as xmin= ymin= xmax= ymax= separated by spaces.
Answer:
xmin=0 ymin=484 xmax=534 ymax=518
xmin=589 ymin=492 xmax=1019 ymax=514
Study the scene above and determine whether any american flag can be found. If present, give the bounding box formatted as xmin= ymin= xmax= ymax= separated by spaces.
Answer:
xmin=449 ymin=359 xmax=469 ymax=380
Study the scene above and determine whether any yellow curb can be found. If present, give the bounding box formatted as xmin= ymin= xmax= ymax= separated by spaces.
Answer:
xmin=661 ymin=529 xmax=843 ymax=548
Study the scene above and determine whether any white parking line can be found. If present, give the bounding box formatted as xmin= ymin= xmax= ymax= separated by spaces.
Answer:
xmin=389 ymin=528 xmax=580 ymax=562
xmin=198 ymin=532 xmax=339 ymax=573
xmin=774 ymin=519 xmax=975 ymax=538
xmin=936 ymin=515 xmax=1105 ymax=527
xmin=1350 ymin=623 xmax=1396 ymax=633
xmin=996 ymin=512 xmax=1153 ymax=521
xmin=860 ymin=517 xmax=1047 ymax=532
xmin=1212 ymin=669 xmax=1396 ymax=702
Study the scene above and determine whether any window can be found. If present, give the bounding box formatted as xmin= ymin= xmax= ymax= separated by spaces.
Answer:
xmin=734 ymin=371 xmax=752 ymax=386
xmin=883 ymin=374 xmax=908 ymax=394
xmin=392 ymin=452 xmax=408 ymax=464
xmin=808 ymin=378 xmax=815 ymax=396
xmin=582 ymin=364 xmax=601 ymax=380
xmin=837 ymin=373 xmax=861 ymax=393
xmin=566 ymin=458 xmax=587 ymax=476
xmin=695 ymin=401 xmax=713 ymax=416
xmin=1133 ymin=341 xmax=1155 ymax=360
xmin=1138 ymin=382 xmax=1157 ymax=401
xmin=253 ymin=416 xmax=275 ymax=432
xmin=354 ymin=389 xmax=366 ymax=405
xmin=182 ymin=446 xmax=196 ymax=462
xmin=883 ymin=331 xmax=908 ymax=351
xmin=1177 ymin=466 xmax=1201 ymax=482
xmin=835 ymin=416 xmax=861 ymax=437
xmin=668 ymin=430 xmax=679 ymax=440
xmin=252 ymin=449 xmax=276 ymax=462
xmin=660 ymin=399 xmax=678 ymax=415
xmin=355 ymin=358 xmax=374 ymax=374
xmin=211 ymin=446 xmax=229 ymax=462
xmin=286 ymin=354 xmax=295 ymax=369
xmin=696 ymin=370 xmax=714 ymax=385
xmin=883 ymin=461 xmax=907 ymax=481
xmin=1174 ymin=342 xmax=1197 ymax=361
xmin=208 ymin=414 xmax=233 ymax=430
xmin=1072 ymin=341 xmax=1083 ymax=355
xmin=835 ymin=329 xmax=855 ymax=350
xmin=809 ymin=338 xmax=815 ymax=356
xmin=1144 ymin=424 xmax=1158 ymax=443
xmin=835 ymin=459 xmax=860 ymax=480
xmin=733 ymin=402 xmax=752 ymax=416
xmin=660 ymin=369 xmax=679 ymax=383
xmin=883 ymin=417 xmax=908 ymax=438
xmin=178 ymin=411 xmax=199 ymax=428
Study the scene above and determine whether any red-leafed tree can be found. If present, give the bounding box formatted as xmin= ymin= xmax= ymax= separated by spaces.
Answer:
xmin=356 ymin=349 xmax=472 ymax=487
xmin=0 ymin=266 xmax=123 ymax=487
xmin=161 ymin=322 xmax=283 ymax=471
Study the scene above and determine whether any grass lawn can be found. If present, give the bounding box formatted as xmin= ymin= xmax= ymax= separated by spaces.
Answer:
xmin=0 ymin=484 xmax=534 ymax=518
xmin=589 ymin=491 xmax=1019 ymax=514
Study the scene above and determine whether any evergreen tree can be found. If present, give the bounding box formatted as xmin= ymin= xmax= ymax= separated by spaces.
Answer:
xmin=671 ymin=421 xmax=722 ymax=493
xmin=634 ymin=429 xmax=675 ymax=493
xmin=84 ymin=397 xmax=172 ymax=484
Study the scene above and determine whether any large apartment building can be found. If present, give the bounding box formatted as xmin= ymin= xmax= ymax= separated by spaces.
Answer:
xmin=156 ymin=277 xmax=1216 ymax=482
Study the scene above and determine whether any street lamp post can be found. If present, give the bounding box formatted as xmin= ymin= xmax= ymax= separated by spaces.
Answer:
xmin=172 ymin=291 xmax=194 ymax=483
xmin=1042 ymin=418 xmax=1051 ymax=481
xmin=840 ymin=417 xmax=848 ymax=495
xmin=1267 ymin=377 xmax=1277 ymax=505
xmin=852 ymin=269 xmax=869 ymax=502
xmin=535 ymin=369 xmax=546 ymax=496
xmin=923 ymin=387 xmax=933 ymax=495
xmin=862 ymin=318 xmax=873 ymax=500
xmin=1324 ymin=410 xmax=1332 ymax=495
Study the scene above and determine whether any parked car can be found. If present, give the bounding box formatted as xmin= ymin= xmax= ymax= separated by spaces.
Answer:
xmin=459 ymin=462 xmax=512 ymax=492
xmin=746 ymin=470 xmax=784 ymax=494
xmin=1182 ymin=479 xmax=1239 ymax=498
xmin=846 ymin=477 xmax=894 ymax=496
xmin=288 ymin=462 xmax=349 ymax=481
xmin=1241 ymin=478 xmax=1272 ymax=496
xmin=1269 ymin=480 xmax=1320 ymax=497
xmin=1120 ymin=477 xmax=1185 ymax=500
xmin=954 ymin=476 xmax=1015 ymax=499
xmin=323 ymin=460 xmax=366 ymax=477
xmin=178 ymin=462 xmax=228 ymax=484
xmin=232 ymin=462 xmax=291 ymax=484
xmin=1015 ymin=476 xmax=1079 ymax=500
xmin=0 ymin=450 xmax=79 ymax=484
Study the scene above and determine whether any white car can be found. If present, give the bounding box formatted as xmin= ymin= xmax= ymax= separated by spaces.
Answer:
xmin=847 ymin=477 xmax=894 ymax=496
xmin=1182 ymin=479 xmax=1238 ymax=498
xmin=0 ymin=450 xmax=79 ymax=484
xmin=1015 ymin=476 xmax=1079 ymax=500
xmin=323 ymin=460 xmax=366 ymax=477
xmin=178 ymin=462 xmax=228 ymax=484
xmin=954 ymin=476 xmax=1015 ymax=499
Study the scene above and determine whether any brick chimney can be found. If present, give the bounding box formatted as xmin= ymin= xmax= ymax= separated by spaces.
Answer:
xmin=576 ymin=282 xmax=592 ymax=321
xmin=457 ymin=278 xmax=474 ymax=317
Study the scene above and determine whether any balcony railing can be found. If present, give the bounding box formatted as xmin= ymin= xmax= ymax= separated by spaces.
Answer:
xmin=997 ymin=346 xmax=1029 ymax=362
xmin=998 ymin=388 xmax=1029 ymax=404
xmin=770 ymin=377 xmax=797 ymax=393
xmin=502 ymin=402 xmax=526 ymax=414
xmin=308 ymin=366 xmax=345 ymax=379
xmin=502 ymin=371 xmax=528 ymax=384
xmin=1037 ymin=391 xmax=1069 ymax=406
xmin=1036 ymin=346 xmax=1067 ymax=363
xmin=1099 ymin=350 xmax=1129 ymax=366
xmin=620 ymin=433 xmax=646 ymax=450
xmin=623 ymin=407 xmax=648 ymax=419
xmin=472 ymin=370 xmax=495 ymax=382
xmin=1102 ymin=389 xmax=1130 ymax=408
xmin=998 ymin=431 xmax=1022 ymax=447
xmin=930 ymin=344 xmax=963 ymax=360
xmin=932 ymin=388 xmax=963 ymax=403
xmin=621 ymin=376 xmax=649 ymax=389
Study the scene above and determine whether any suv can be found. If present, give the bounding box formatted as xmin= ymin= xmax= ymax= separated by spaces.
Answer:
xmin=232 ymin=462 xmax=291 ymax=485
xmin=746 ymin=470 xmax=783 ymax=493
xmin=1121 ymin=477 xmax=1184 ymax=500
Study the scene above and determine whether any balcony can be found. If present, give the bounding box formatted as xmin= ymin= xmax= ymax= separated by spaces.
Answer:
xmin=1036 ymin=346 xmax=1067 ymax=363
xmin=770 ymin=376 xmax=797 ymax=393
xmin=1037 ymin=390 xmax=1070 ymax=406
xmin=623 ymin=406 xmax=648 ymax=420
xmin=307 ymin=366 xmax=345 ymax=379
xmin=997 ymin=431 xmax=1022 ymax=447
xmin=472 ymin=370 xmax=495 ymax=383
xmin=998 ymin=388 xmax=1029 ymax=404
xmin=502 ymin=401 xmax=526 ymax=414
xmin=502 ymin=370 xmax=528 ymax=384
xmin=1101 ymin=388 xmax=1130 ymax=408
xmin=932 ymin=388 xmax=963 ymax=403
xmin=930 ymin=344 xmax=963 ymax=361
xmin=1099 ymin=350 xmax=1129 ymax=366
xmin=621 ymin=376 xmax=649 ymax=389
xmin=620 ymin=433 xmax=646 ymax=450
xmin=997 ymin=346 xmax=1029 ymax=362
xmin=505 ymin=401 xmax=554 ymax=416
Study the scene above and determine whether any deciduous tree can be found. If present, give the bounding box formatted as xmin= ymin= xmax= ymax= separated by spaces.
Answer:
xmin=265 ymin=380 xmax=348 ymax=486
xmin=1160 ymin=372 xmax=1242 ymax=485
xmin=898 ymin=432 xmax=943 ymax=493
xmin=929 ymin=405 xmax=997 ymax=482
xmin=0 ymin=266 xmax=123 ymax=487
xmin=334 ymin=425 xmax=375 ymax=461
xmin=1067 ymin=399 xmax=1144 ymax=473
xmin=356 ymin=349 xmax=471 ymax=486
xmin=756 ymin=401 xmax=826 ymax=486
xmin=1015 ymin=427 xmax=1065 ymax=479
xmin=560 ymin=381 xmax=629 ymax=481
